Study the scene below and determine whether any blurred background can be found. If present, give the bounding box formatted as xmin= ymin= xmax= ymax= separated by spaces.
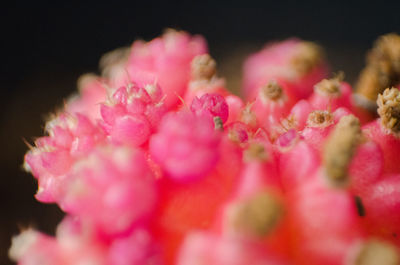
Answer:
xmin=2 ymin=1 xmax=400 ymax=264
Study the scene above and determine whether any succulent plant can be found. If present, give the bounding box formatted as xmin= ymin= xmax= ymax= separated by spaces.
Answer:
xmin=11 ymin=30 xmax=400 ymax=265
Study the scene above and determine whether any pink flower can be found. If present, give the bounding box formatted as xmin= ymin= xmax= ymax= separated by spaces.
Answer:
xmin=149 ymin=110 xmax=221 ymax=181
xmin=100 ymin=83 xmax=166 ymax=146
xmin=111 ymin=30 xmax=208 ymax=109
xmin=190 ymin=93 xmax=229 ymax=124
xmin=60 ymin=145 xmax=157 ymax=236
xmin=24 ymin=112 xmax=104 ymax=202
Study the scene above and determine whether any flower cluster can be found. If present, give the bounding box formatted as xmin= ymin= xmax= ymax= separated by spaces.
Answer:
xmin=11 ymin=30 xmax=400 ymax=265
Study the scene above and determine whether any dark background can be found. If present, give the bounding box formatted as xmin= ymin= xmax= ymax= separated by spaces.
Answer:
xmin=2 ymin=1 xmax=400 ymax=264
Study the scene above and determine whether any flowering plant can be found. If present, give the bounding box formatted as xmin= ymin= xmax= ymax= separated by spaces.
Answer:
xmin=10 ymin=30 xmax=400 ymax=265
